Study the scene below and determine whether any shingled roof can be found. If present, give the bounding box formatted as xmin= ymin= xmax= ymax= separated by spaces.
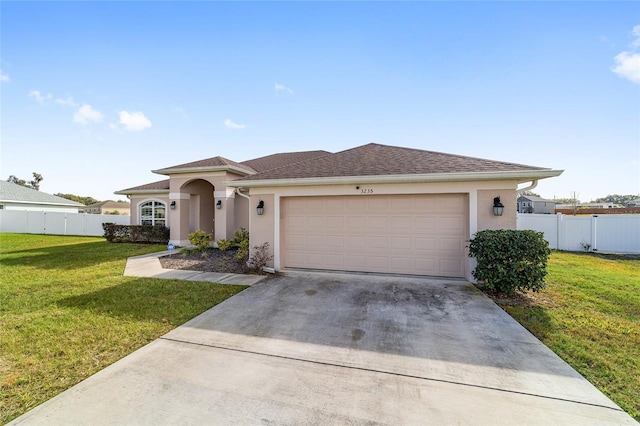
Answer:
xmin=235 ymin=143 xmax=549 ymax=182
xmin=152 ymin=156 xmax=255 ymax=175
xmin=0 ymin=181 xmax=85 ymax=207
xmin=240 ymin=150 xmax=330 ymax=173
xmin=116 ymin=179 xmax=170 ymax=194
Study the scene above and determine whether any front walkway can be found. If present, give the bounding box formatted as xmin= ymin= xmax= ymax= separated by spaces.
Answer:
xmin=123 ymin=250 xmax=267 ymax=286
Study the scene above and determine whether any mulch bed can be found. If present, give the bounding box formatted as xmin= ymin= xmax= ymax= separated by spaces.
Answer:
xmin=159 ymin=249 xmax=247 ymax=274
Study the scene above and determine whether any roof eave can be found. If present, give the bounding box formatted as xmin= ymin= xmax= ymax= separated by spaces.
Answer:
xmin=226 ymin=169 xmax=564 ymax=188
xmin=152 ymin=165 xmax=254 ymax=176
xmin=0 ymin=199 xmax=84 ymax=207
xmin=114 ymin=189 xmax=170 ymax=196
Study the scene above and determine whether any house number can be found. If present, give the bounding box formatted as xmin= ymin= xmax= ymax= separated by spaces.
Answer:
xmin=360 ymin=188 xmax=374 ymax=194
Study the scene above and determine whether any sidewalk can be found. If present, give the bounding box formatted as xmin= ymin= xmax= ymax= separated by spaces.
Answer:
xmin=124 ymin=250 xmax=268 ymax=286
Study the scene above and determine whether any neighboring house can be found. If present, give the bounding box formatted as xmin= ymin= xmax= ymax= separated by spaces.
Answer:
xmin=116 ymin=143 xmax=562 ymax=281
xmin=0 ymin=181 xmax=84 ymax=213
xmin=517 ymin=195 xmax=556 ymax=214
xmin=555 ymin=202 xmax=624 ymax=209
xmin=81 ymin=200 xmax=130 ymax=215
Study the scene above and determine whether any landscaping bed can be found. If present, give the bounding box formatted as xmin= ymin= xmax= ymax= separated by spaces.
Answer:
xmin=159 ymin=249 xmax=246 ymax=274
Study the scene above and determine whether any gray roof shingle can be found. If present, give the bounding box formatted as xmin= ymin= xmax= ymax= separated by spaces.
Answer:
xmin=0 ymin=181 xmax=85 ymax=206
xmin=240 ymin=150 xmax=330 ymax=173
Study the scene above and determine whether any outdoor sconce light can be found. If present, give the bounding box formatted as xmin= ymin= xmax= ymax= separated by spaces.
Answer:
xmin=170 ymin=201 xmax=176 ymax=210
xmin=256 ymin=200 xmax=264 ymax=216
xmin=216 ymin=200 xmax=222 ymax=209
xmin=493 ymin=196 xmax=504 ymax=216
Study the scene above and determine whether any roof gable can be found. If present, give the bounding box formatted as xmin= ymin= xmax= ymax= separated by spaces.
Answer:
xmin=237 ymin=143 xmax=548 ymax=182
xmin=153 ymin=156 xmax=256 ymax=175
xmin=0 ymin=181 xmax=84 ymax=207
xmin=116 ymin=179 xmax=170 ymax=194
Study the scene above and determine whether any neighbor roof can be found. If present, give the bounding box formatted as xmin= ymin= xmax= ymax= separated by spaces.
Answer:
xmin=84 ymin=200 xmax=131 ymax=209
xmin=518 ymin=195 xmax=555 ymax=203
xmin=231 ymin=143 xmax=562 ymax=186
xmin=0 ymin=181 xmax=85 ymax=207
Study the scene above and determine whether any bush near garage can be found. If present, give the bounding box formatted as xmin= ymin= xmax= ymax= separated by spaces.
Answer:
xmin=468 ymin=229 xmax=551 ymax=296
xmin=102 ymin=223 xmax=170 ymax=244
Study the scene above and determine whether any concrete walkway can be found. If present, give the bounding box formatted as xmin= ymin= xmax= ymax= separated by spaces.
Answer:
xmin=123 ymin=250 xmax=267 ymax=286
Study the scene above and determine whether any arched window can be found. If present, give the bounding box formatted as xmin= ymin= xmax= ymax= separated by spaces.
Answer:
xmin=140 ymin=201 xmax=166 ymax=226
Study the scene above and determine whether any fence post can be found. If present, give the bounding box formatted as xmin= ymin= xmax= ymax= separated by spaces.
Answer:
xmin=556 ymin=213 xmax=563 ymax=250
xmin=591 ymin=215 xmax=598 ymax=252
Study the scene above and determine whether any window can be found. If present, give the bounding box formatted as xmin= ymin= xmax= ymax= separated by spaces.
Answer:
xmin=140 ymin=201 xmax=166 ymax=226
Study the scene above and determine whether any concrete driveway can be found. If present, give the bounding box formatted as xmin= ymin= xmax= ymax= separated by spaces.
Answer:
xmin=10 ymin=272 xmax=636 ymax=425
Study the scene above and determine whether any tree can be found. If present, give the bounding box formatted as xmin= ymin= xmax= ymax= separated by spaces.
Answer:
xmin=520 ymin=190 xmax=540 ymax=197
xmin=593 ymin=194 xmax=639 ymax=207
xmin=7 ymin=172 xmax=43 ymax=190
xmin=54 ymin=194 xmax=99 ymax=205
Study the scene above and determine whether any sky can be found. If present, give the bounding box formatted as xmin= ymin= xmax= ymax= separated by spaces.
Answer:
xmin=1 ymin=1 xmax=639 ymax=203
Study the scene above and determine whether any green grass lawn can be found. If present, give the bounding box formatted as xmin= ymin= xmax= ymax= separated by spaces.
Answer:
xmin=499 ymin=251 xmax=639 ymax=421
xmin=0 ymin=234 xmax=247 ymax=424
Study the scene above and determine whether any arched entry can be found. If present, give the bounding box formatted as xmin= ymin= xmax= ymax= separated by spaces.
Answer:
xmin=181 ymin=179 xmax=215 ymax=236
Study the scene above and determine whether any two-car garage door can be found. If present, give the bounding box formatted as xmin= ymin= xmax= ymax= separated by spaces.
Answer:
xmin=281 ymin=194 xmax=468 ymax=277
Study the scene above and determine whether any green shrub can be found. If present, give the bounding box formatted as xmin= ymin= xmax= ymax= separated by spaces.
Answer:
xmin=468 ymin=229 xmax=551 ymax=296
xmin=102 ymin=223 xmax=170 ymax=244
xmin=217 ymin=228 xmax=250 ymax=269
xmin=188 ymin=230 xmax=212 ymax=252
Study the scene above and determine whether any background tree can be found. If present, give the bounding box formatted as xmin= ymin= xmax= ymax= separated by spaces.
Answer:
xmin=593 ymin=194 xmax=639 ymax=207
xmin=520 ymin=190 xmax=541 ymax=197
xmin=54 ymin=194 xmax=99 ymax=205
xmin=7 ymin=172 xmax=43 ymax=190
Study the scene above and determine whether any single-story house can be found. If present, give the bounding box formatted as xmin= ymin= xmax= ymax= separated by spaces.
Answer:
xmin=116 ymin=143 xmax=563 ymax=281
xmin=0 ymin=181 xmax=84 ymax=213
xmin=517 ymin=195 xmax=556 ymax=214
xmin=81 ymin=200 xmax=131 ymax=215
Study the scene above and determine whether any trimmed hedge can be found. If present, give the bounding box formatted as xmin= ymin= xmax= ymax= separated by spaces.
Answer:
xmin=102 ymin=223 xmax=170 ymax=244
xmin=468 ymin=229 xmax=551 ymax=296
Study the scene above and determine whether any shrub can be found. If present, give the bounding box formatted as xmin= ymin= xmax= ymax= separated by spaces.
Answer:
xmin=468 ymin=229 xmax=550 ymax=296
xmin=217 ymin=228 xmax=250 ymax=270
xmin=102 ymin=223 xmax=170 ymax=244
xmin=188 ymin=230 xmax=212 ymax=252
xmin=249 ymin=242 xmax=274 ymax=275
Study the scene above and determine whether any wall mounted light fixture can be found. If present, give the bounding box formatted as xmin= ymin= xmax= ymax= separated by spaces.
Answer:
xmin=170 ymin=201 xmax=176 ymax=210
xmin=216 ymin=200 xmax=222 ymax=209
xmin=256 ymin=200 xmax=264 ymax=216
xmin=493 ymin=196 xmax=504 ymax=216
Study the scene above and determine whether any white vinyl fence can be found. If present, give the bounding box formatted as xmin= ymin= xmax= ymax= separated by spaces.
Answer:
xmin=0 ymin=210 xmax=130 ymax=237
xmin=517 ymin=213 xmax=640 ymax=254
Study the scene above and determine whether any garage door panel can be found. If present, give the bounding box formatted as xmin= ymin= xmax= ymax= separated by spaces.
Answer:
xmin=282 ymin=194 xmax=467 ymax=277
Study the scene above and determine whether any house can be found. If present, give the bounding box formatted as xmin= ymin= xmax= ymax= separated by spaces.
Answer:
xmin=0 ymin=181 xmax=84 ymax=213
xmin=116 ymin=143 xmax=563 ymax=281
xmin=81 ymin=200 xmax=130 ymax=215
xmin=517 ymin=195 xmax=556 ymax=214
xmin=555 ymin=202 xmax=624 ymax=209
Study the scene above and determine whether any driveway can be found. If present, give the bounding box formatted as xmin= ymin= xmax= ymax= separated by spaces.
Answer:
xmin=10 ymin=272 xmax=635 ymax=425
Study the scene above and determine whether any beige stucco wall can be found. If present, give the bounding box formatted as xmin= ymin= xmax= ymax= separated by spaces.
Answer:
xmin=477 ymin=189 xmax=517 ymax=231
xmin=249 ymin=193 xmax=275 ymax=267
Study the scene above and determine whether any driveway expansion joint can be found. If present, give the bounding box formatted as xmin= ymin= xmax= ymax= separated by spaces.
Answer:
xmin=158 ymin=336 xmax=625 ymax=414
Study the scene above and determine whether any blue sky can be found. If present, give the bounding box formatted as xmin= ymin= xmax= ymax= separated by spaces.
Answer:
xmin=1 ymin=2 xmax=638 ymax=202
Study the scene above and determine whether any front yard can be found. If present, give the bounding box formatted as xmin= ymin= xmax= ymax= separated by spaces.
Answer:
xmin=498 ymin=251 xmax=639 ymax=421
xmin=0 ymin=234 xmax=246 ymax=424
xmin=1 ymin=235 xmax=638 ymax=422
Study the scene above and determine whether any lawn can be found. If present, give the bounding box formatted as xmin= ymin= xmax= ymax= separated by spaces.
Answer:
xmin=0 ymin=234 xmax=247 ymax=424
xmin=499 ymin=251 xmax=640 ymax=421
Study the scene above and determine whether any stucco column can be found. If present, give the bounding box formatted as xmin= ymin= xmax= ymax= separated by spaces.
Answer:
xmin=169 ymin=192 xmax=190 ymax=246
xmin=214 ymin=189 xmax=236 ymax=242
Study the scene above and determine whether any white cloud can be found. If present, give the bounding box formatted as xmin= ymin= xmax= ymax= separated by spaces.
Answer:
xmin=612 ymin=25 xmax=640 ymax=84
xmin=119 ymin=111 xmax=152 ymax=131
xmin=274 ymin=82 xmax=294 ymax=94
xmin=0 ymin=71 xmax=9 ymax=83
xmin=612 ymin=52 xmax=640 ymax=83
xmin=224 ymin=118 xmax=246 ymax=129
xmin=55 ymin=96 xmax=77 ymax=107
xmin=28 ymin=90 xmax=52 ymax=104
xmin=73 ymin=104 xmax=103 ymax=125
